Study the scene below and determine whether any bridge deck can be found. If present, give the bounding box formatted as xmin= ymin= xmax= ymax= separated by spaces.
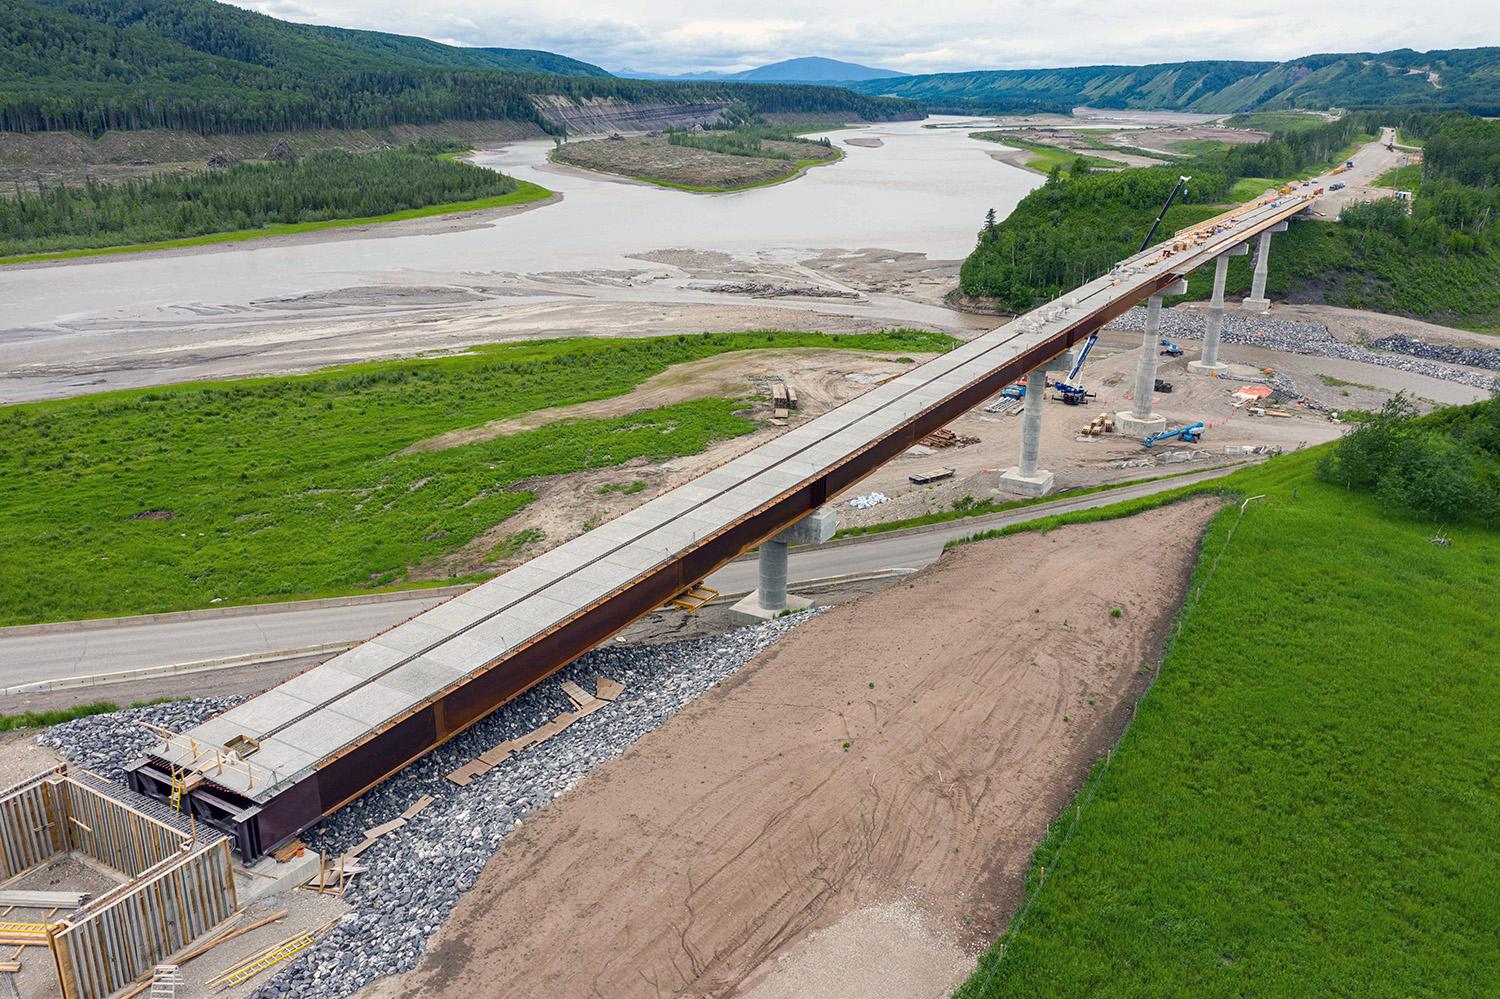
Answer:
xmin=135 ymin=195 xmax=1311 ymax=857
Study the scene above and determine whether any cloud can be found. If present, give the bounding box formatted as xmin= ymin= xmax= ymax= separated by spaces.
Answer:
xmin=223 ymin=0 xmax=1500 ymax=76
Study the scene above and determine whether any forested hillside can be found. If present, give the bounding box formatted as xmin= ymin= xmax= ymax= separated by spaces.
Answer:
xmin=960 ymin=110 xmax=1500 ymax=329
xmin=851 ymin=48 xmax=1500 ymax=114
xmin=0 ymin=0 xmax=920 ymax=135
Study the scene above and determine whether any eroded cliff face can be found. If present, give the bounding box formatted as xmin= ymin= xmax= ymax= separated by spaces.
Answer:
xmin=532 ymin=96 xmax=729 ymax=134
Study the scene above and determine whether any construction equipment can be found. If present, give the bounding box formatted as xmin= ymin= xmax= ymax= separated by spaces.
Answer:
xmin=1154 ymin=378 xmax=1173 ymax=394
xmin=908 ymin=468 xmax=955 ymax=485
xmin=1138 ymin=175 xmax=1192 ymax=253
xmin=1142 ymin=422 xmax=1204 ymax=447
xmin=1158 ymin=338 xmax=1183 ymax=357
xmin=1054 ymin=175 xmax=1193 ymax=409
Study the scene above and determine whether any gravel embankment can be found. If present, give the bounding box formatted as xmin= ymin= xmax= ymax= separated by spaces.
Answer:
xmin=1107 ymin=309 xmax=1499 ymax=392
xmin=1367 ymin=334 xmax=1500 ymax=374
xmin=37 ymin=614 xmax=816 ymax=999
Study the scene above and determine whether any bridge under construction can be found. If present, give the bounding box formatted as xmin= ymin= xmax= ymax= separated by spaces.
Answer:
xmin=128 ymin=194 xmax=1311 ymax=859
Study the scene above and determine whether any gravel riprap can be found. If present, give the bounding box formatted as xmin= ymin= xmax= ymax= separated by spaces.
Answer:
xmin=37 ymin=696 xmax=244 ymax=779
xmin=37 ymin=613 xmax=817 ymax=999
xmin=1366 ymin=333 xmax=1500 ymax=373
xmin=1107 ymin=309 xmax=1499 ymax=392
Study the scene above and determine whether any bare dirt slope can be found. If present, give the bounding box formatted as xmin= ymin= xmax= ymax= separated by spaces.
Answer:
xmin=357 ymin=499 xmax=1220 ymax=999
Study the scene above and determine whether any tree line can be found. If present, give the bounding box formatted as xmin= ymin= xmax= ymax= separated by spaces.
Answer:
xmin=1 ymin=0 xmax=920 ymax=136
xmin=960 ymin=110 xmax=1500 ymax=323
xmin=0 ymin=144 xmax=518 ymax=256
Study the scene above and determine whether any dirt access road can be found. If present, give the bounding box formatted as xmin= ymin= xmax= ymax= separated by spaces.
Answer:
xmin=357 ymin=499 xmax=1219 ymax=999
xmin=1304 ymin=128 xmax=1412 ymax=218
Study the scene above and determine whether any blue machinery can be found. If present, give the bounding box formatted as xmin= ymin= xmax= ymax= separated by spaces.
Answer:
xmin=1143 ymin=422 xmax=1204 ymax=447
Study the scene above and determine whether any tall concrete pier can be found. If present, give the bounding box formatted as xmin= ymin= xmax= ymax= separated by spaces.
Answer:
xmin=1189 ymin=244 xmax=1248 ymax=376
xmin=1117 ymin=278 xmax=1186 ymax=436
xmin=1242 ymin=221 xmax=1288 ymax=313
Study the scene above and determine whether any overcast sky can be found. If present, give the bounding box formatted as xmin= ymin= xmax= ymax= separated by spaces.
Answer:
xmin=237 ymin=0 xmax=1497 ymax=75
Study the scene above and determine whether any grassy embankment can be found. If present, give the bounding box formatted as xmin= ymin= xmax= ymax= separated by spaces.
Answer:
xmin=1223 ymin=111 xmax=1336 ymax=133
xmin=0 ymin=330 xmax=955 ymax=626
xmin=831 ymin=465 xmax=1230 ymax=540
xmin=1375 ymin=162 xmax=1423 ymax=190
xmin=552 ymin=125 xmax=843 ymax=193
xmin=0 ymin=699 xmax=176 ymax=731
xmin=968 ymin=132 xmax=1122 ymax=173
xmin=949 ymin=440 xmax=1499 ymax=996
xmin=0 ymin=144 xmax=553 ymax=265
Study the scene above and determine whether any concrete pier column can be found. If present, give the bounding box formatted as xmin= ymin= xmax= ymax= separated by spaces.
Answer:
xmin=1189 ymin=245 xmax=1245 ymax=376
xmin=1242 ymin=221 xmax=1288 ymax=313
xmin=1117 ymin=278 xmax=1185 ymax=436
xmin=756 ymin=539 xmax=790 ymax=612
xmin=729 ymin=506 xmax=838 ymax=623
xmin=998 ymin=361 xmax=1058 ymax=497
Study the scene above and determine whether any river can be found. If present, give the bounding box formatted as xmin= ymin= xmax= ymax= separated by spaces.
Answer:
xmin=0 ymin=117 xmax=1038 ymax=401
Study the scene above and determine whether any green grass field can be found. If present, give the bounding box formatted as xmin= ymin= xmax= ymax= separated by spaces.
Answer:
xmin=1224 ymin=111 xmax=1335 ymax=134
xmin=968 ymin=133 xmax=1123 ymax=174
xmin=1164 ymin=139 xmax=1230 ymax=156
xmin=0 ymin=330 xmax=954 ymax=625
xmin=0 ymin=180 xmax=554 ymax=266
xmin=1374 ymin=162 xmax=1422 ymax=191
xmin=954 ymin=449 xmax=1500 ymax=997
xmin=1225 ymin=176 xmax=1278 ymax=202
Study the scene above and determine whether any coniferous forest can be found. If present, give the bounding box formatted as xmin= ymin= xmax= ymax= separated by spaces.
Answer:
xmin=0 ymin=144 xmax=522 ymax=256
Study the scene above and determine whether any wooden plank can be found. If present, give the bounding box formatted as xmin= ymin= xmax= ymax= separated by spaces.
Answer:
xmin=398 ymin=796 xmax=436 ymax=821
xmin=0 ymin=890 xmax=88 ymax=908
xmin=595 ymin=676 xmax=625 ymax=701
xmin=359 ymin=818 xmax=405 ymax=842
xmin=559 ymin=680 xmax=594 ymax=710
xmin=271 ymin=839 xmax=306 ymax=863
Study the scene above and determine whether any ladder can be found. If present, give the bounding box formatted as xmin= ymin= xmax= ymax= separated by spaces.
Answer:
xmin=666 ymin=584 xmax=718 ymax=613
xmin=149 ymin=964 xmax=182 ymax=998
xmin=168 ymin=766 xmax=184 ymax=811
xmin=219 ymin=932 xmax=315 ymax=988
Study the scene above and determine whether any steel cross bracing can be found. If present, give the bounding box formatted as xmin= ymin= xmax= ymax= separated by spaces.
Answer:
xmin=131 ymin=195 xmax=1310 ymax=857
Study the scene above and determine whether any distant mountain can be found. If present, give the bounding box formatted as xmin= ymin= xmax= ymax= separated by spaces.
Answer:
xmin=0 ymin=0 xmax=922 ymax=135
xmin=846 ymin=48 xmax=1500 ymax=114
xmin=619 ymin=56 xmax=907 ymax=84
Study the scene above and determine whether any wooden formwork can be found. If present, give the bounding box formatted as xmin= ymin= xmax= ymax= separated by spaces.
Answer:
xmin=0 ymin=767 xmax=237 ymax=999
xmin=57 ymin=776 xmax=189 ymax=878
xmin=0 ymin=769 xmax=68 ymax=880
xmin=50 ymin=840 xmax=238 ymax=999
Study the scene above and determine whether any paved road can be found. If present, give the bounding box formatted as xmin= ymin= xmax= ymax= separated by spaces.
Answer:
xmin=0 ymin=464 xmax=1244 ymax=694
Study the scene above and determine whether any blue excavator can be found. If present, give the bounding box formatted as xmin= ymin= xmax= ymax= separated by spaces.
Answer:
xmin=1142 ymin=422 xmax=1204 ymax=447
xmin=1159 ymin=338 xmax=1183 ymax=357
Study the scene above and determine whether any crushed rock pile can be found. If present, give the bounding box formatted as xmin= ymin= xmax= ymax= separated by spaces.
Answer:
xmin=1367 ymin=334 xmax=1500 ymax=374
xmin=1107 ymin=309 xmax=1498 ymax=393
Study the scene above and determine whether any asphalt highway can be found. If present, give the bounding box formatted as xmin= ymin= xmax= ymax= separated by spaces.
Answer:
xmin=0 ymin=464 xmax=1244 ymax=696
